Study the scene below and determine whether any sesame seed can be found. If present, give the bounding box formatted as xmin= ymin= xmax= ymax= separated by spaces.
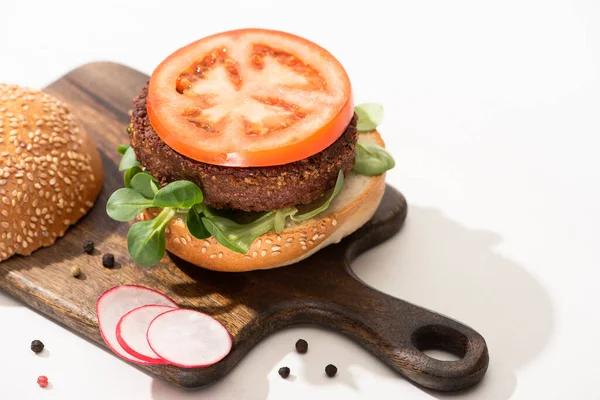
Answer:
xmin=272 ymin=251 xmax=281 ymax=256
xmin=260 ymin=250 xmax=267 ymax=257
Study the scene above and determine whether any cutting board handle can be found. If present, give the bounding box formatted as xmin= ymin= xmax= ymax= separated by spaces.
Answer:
xmin=339 ymin=273 xmax=489 ymax=391
xmin=284 ymin=270 xmax=489 ymax=392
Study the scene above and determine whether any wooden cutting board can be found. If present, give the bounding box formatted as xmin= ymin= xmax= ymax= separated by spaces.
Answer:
xmin=0 ymin=63 xmax=488 ymax=392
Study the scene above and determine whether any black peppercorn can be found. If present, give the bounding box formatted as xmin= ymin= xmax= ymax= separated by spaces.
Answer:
xmin=295 ymin=339 xmax=308 ymax=354
xmin=102 ymin=253 xmax=115 ymax=268
xmin=31 ymin=340 xmax=44 ymax=354
xmin=278 ymin=366 xmax=290 ymax=378
xmin=83 ymin=240 xmax=94 ymax=254
xmin=325 ymin=364 xmax=337 ymax=377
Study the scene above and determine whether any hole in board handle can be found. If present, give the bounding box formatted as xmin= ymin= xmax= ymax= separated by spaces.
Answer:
xmin=411 ymin=324 xmax=468 ymax=361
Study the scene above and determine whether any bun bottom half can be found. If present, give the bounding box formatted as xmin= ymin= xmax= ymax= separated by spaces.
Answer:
xmin=140 ymin=131 xmax=386 ymax=272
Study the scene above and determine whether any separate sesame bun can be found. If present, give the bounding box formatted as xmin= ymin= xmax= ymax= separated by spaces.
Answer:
xmin=141 ymin=131 xmax=386 ymax=272
xmin=0 ymin=84 xmax=103 ymax=261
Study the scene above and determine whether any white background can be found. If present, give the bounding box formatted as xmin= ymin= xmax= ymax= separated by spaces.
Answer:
xmin=1 ymin=0 xmax=599 ymax=399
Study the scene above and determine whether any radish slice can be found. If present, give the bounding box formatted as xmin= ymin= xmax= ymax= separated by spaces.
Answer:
xmin=147 ymin=309 xmax=232 ymax=368
xmin=96 ymin=285 xmax=177 ymax=364
xmin=116 ymin=305 xmax=175 ymax=364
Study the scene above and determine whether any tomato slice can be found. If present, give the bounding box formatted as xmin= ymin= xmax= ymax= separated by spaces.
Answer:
xmin=147 ymin=29 xmax=353 ymax=167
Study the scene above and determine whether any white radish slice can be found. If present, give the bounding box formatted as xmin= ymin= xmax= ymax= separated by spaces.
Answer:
xmin=96 ymin=285 xmax=177 ymax=364
xmin=116 ymin=305 xmax=176 ymax=364
xmin=147 ymin=309 xmax=232 ymax=368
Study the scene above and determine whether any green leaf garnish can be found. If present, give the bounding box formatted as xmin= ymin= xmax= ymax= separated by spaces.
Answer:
xmin=202 ymin=211 xmax=277 ymax=254
xmin=127 ymin=207 xmax=175 ymax=266
xmin=153 ymin=181 xmax=203 ymax=209
xmin=123 ymin=166 xmax=142 ymax=188
xmin=292 ymin=170 xmax=344 ymax=222
xmin=186 ymin=204 xmax=211 ymax=240
xmin=150 ymin=180 xmax=159 ymax=195
xmin=119 ymin=146 xmax=141 ymax=171
xmin=117 ymin=143 xmax=130 ymax=155
xmin=354 ymin=141 xmax=395 ymax=176
xmin=274 ymin=207 xmax=297 ymax=233
xmin=131 ymin=172 xmax=158 ymax=199
xmin=355 ymin=103 xmax=383 ymax=132
xmin=106 ymin=188 xmax=154 ymax=222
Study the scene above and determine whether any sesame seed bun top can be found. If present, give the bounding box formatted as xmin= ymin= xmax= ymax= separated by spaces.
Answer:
xmin=0 ymin=84 xmax=103 ymax=262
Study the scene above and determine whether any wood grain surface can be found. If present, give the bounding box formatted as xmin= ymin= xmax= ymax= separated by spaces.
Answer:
xmin=0 ymin=62 xmax=488 ymax=391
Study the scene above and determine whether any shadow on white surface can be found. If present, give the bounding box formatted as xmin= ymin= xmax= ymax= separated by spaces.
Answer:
xmin=0 ymin=292 xmax=20 ymax=307
xmin=352 ymin=206 xmax=554 ymax=399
